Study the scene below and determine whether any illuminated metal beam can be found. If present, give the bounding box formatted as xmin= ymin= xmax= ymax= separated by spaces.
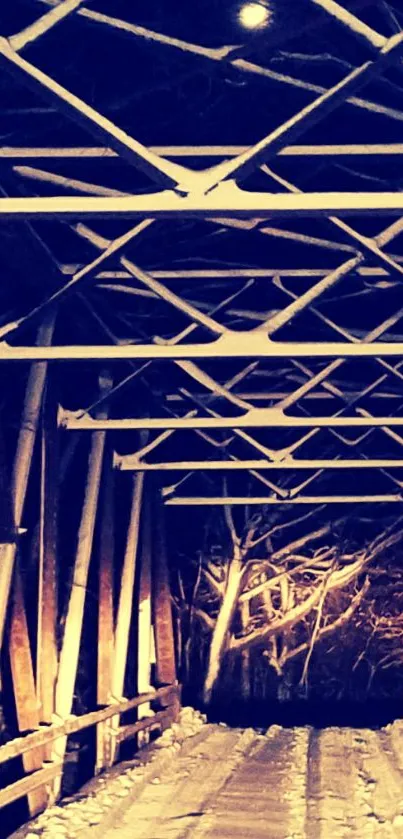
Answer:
xmin=61 ymin=413 xmax=403 ymax=431
xmin=164 ymin=494 xmax=403 ymax=505
xmin=115 ymin=456 xmax=403 ymax=471
xmin=2 ymin=337 xmax=403 ymax=362
xmin=64 ymin=266 xmax=403 ymax=281
xmin=9 ymin=0 xmax=86 ymax=52
xmin=3 ymin=144 xmax=403 ymax=158
xmin=12 ymin=164 xmax=357 ymax=257
xmin=196 ymin=33 xmax=403 ymax=191
xmin=2 ymin=189 xmax=403 ymax=219
xmin=310 ymin=0 xmax=387 ymax=49
xmin=0 ymin=37 xmax=190 ymax=190
xmin=36 ymin=0 xmax=403 ymax=124
xmin=165 ymin=391 xmax=403 ymax=401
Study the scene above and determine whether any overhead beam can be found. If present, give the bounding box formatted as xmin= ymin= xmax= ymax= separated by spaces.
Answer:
xmin=0 ymin=37 xmax=190 ymax=190
xmin=25 ymin=163 xmax=399 ymax=341
xmin=2 ymin=220 xmax=156 ymax=338
xmin=71 ymin=265 xmax=403 ymax=280
xmin=2 ymin=189 xmax=403 ymax=218
xmin=165 ymin=391 xmax=403 ymax=401
xmin=36 ymin=0 xmax=403 ymax=124
xmin=62 ymin=413 xmax=403 ymax=431
xmin=12 ymin=164 xmax=357 ymax=257
xmin=115 ymin=457 xmax=403 ymax=471
xmin=310 ymin=0 xmax=387 ymax=49
xmin=164 ymin=494 xmax=403 ymax=505
xmin=9 ymin=0 xmax=86 ymax=52
xmin=197 ymin=32 xmax=403 ymax=190
xmin=3 ymin=336 xmax=403 ymax=361
xmin=260 ymin=167 xmax=403 ymax=304
xmin=4 ymin=144 xmax=403 ymax=158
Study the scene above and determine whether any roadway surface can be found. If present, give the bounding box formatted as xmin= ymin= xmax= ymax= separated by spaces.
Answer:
xmin=99 ymin=723 xmax=403 ymax=838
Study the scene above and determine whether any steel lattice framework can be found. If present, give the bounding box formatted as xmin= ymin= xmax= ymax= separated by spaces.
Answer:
xmin=1 ymin=0 xmax=403 ymax=507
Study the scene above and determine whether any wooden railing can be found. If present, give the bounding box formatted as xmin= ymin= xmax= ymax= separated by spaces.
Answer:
xmin=0 ymin=683 xmax=180 ymax=811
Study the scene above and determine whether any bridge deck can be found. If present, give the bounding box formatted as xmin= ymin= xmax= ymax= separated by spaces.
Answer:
xmin=90 ymin=723 xmax=403 ymax=839
xmin=14 ymin=719 xmax=403 ymax=838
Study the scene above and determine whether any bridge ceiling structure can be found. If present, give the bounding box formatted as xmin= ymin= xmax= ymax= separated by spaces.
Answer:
xmin=1 ymin=0 xmax=403 ymax=509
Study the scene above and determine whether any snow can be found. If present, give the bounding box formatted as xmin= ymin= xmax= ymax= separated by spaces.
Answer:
xmin=12 ymin=711 xmax=403 ymax=838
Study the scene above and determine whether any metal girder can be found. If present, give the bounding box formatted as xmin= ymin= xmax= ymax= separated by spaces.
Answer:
xmin=9 ymin=0 xmax=86 ymax=52
xmin=188 ymin=32 xmax=403 ymax=191
xmin=115 ymin=456 xmax=403 ymax=472
xmin=3 ymin=336 xmax=403 ymax=362
xmin=164 ymin=495 xmax=403 ymax=505
xmin=10 ymin=164 xmax=356 ymax=256
xmin=5 ymin=15 xmax=402 ymax=200
xmin=2 ymin=189 xmax=403 ymax=219
xmin=0 ymin=37 xmax=191 ymax=191
xmin=35 ymin=0 xmax=403 ymax=125
xmin=310 ymin=0 xmax=388 ymax=49
xmin=66 ymin=266 xmax=403 ymax=280
xmin=3 ymin=144 xmax=403 ymax=158
xmin=0 ymin=220 xmax=225 ymax=342
xmin=61 ymin=413 xmax=403 ymax=431
xmin=165 ymin=392 xmax=403 ymax=401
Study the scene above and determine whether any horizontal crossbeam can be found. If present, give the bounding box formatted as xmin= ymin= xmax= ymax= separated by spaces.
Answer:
xmin=3 ymin=337 xmax=403 ymax=361
xmin=115 ymin=457 xmax=403 ymax=471
xmin=69 ymin=265 xmax=403 ymax=281
xmin=164 ymin=495 xmax=403 ymax=505
xmin=3 ymin=144 xmax=403 ymax=158
xmin=165 ymin=391 xmax=403 ymax=401
xmin=62 ymin=413 xmax=403 ymax=431
xmin=2 ymin=190 xmax=403 ymax=219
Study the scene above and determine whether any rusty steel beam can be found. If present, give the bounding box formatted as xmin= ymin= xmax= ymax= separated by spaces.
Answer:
xmin=153 ymin=492 xmax=177 ymax=686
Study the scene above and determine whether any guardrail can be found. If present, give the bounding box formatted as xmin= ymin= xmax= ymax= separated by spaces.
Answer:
xmin=0 ymin=683 xmax=180 ymax=811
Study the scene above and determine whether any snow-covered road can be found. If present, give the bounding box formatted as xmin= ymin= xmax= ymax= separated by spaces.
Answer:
xmin=16 ymin=712 xmax=403 ymax=839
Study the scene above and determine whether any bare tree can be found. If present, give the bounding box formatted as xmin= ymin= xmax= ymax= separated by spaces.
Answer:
xmin=175 ymin=503 xmax=403 ymax=704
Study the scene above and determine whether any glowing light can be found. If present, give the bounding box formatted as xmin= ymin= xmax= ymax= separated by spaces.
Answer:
xmin=238 ymin=2 xmax=271 ymax=29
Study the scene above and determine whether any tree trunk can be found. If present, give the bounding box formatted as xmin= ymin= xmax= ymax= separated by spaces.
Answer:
xmin=203 ymin=555 xmax=243 ymax=704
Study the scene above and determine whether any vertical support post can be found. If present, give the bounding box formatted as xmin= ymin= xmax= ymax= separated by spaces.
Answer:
xmin=0 ymin=309 xmax=55 ymax=649
xmin=110 ymin=471 xmax=144 ymax=762
xmin=137 ymin=482 xmax=153 ymax=743
xmin=52 ymin=371 xmax=112 ymax=787
xmin=0 ymin=311 xmax=56 ymax=816
xmin=138 ymin=482 xmax=153 ymax=694
xmin=37 ymin=374 xmax=59 ymax=726
xmin=95 ymin=446 xmax=115 ymax=773
xmin=153 ymin=490 xmax=177 ymax=688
